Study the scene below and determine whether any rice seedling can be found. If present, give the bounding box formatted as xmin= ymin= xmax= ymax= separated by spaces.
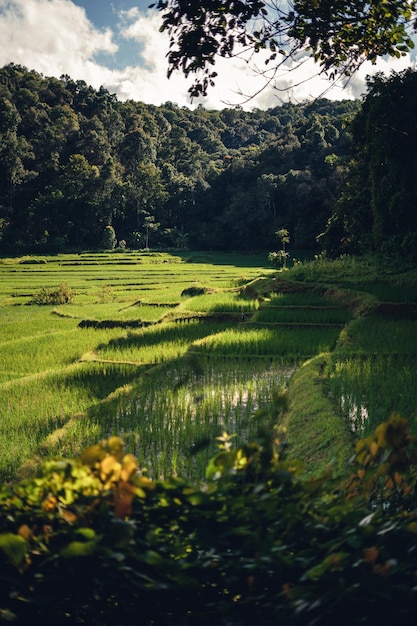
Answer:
xmin=268 ymin=292 xmax=340 ymax=307
xmin=0 ymin=362 xmax=141 ymax=482
xmin=54 ymin=359 xmax=294 ymax=481
xmin=191 ymin=326 xmax=340 ymax=360
xmin=178 ymin=292 xmax=259 ymax=314
xmin=334 ymin=317 xmax=417 ymax=356
xmin=53 ymin=302 xmax=174 ymax=323
xmin=255 ymin=305 xmax=351 ymax=325
xmin=93 ymin=321 xmax=230 ymax=365
xmin=325 ymin=313 xmax=417 ymax=435
xmin=0 ymin=321 xmax=127 ymax=382
xmin=325 ymin=354 xmax=417 ymax=435
xmin=0 ymin=306 xmax=74 ymax=343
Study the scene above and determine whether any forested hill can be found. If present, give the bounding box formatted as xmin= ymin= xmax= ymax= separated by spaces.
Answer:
xmin=0 ymin=63 xmax=359 ymax=254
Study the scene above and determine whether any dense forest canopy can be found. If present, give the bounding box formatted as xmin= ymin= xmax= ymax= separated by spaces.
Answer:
xmin=0 ymin=62 xmax=358 ymax=254
xmin=322 ymin=68 xmax=417 ymax=262
xmin=0 ymin=63 xmax=416 ymax=261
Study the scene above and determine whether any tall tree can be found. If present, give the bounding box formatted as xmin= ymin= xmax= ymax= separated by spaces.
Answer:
xmin=320 ymin=69 xmax=417 ymax=259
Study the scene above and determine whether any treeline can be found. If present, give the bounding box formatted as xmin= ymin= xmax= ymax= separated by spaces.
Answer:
xmin=1 ymin=63 xmax=417 ymax=260
xmin=0 ymin=63 xmax=357 ymax=254
xmin=323 ymin=68 xmax=417 ymax=263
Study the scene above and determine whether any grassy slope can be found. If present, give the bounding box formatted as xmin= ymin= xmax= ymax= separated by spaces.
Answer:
xmin=286 ymin=354 xmax=353 ymax=477
xmin=243 ymin=257 xmax=417 ymax=477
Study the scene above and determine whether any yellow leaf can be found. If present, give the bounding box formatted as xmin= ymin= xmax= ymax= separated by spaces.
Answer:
xmin=385 ymin=476 xmax=394 ymax=490
xmin=81 ymin=444 xmax=105 ymax=466
xmin=407 ymin=522 xmax=417 ymax=533
xmin=18 ymin=524 xmax=32 ymax=541
xmin=394 ymin=472 xmax=403 ymax=487
xmin=370 ymin=441 xmax=379 ymax=457
xmin=100 ymin=456 xmax=121 ymax=481
xmin=60 ymin=509 xmax=77 ymax=524
xmin=137 ymin=476 xmax=154 ymax=490
xmin=41 ymin=495 xmax=58 ymax=511
xmin=108 ymin=436 xmax=124 ymax=461
xmin=356 ymin=435 xmax=372 ymax=454
xmin=120 ymin=454 xmax=138 ymax=481
xmin=114 ymin=484 xmax=134 ymax=517
xmin=375 ymin=422 xmax=388 ymax=449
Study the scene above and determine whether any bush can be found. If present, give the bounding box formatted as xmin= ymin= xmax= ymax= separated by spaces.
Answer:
xmin=1 ymin=413 xmax=417 ymax=624
xmin=268 ymin=250 xmax=289 ymax=269
xmin=19 ymin=257 xmax=47 ymax=264
xmin=30 ymin=282 xmax=74 ymax=305
xmin=181 ymin=285 xmax=209 ymax=296
xmin=102 ymin=225 xmax=117 ymax=250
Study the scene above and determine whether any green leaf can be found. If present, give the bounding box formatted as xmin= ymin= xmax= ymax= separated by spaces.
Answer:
xmin=0 ymin=533 xmax=27 ymax=568
xmin=60 ymin=540 xmax=97 ymax=558
xmin=75 ymin=528 xmax=96 ymax=541
xmin=144 ymin=550 xmax=164 ymax=565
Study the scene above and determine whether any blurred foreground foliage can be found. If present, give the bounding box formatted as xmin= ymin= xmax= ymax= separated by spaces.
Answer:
xmin=1 ymin=408 xmax=417 ymax=624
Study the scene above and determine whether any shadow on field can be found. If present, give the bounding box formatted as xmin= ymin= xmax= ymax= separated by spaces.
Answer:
xmin=97 ymin=320 xmax=231 ymax=352
xmin=169 ymin=251 xmax=272 ymax=268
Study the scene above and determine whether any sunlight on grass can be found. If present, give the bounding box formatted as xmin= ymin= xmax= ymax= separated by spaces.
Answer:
xmin=3 ymin=251 xmax=414 ymax=484
xmin=179 ymin=292 xmax=259 ymax=313
xmin=0 ymin=362 xmax=141 ymax=481
xmin=192 ymin=326 xmax=340 ymax=359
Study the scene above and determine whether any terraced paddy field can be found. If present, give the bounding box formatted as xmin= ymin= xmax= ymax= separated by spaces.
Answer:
xmin=1 ymin=250 xmax=417 ymax=483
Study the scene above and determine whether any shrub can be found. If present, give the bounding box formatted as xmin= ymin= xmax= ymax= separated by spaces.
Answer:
xmin=19 ymin=257 xmax=47 ymax=264
xmin=30 ymin=282 xmax=74 ymax=305
xmin=102 ymin=225 xmax=117 ymax=250
xmin=1 ymin=413 xmax=417 ymax=624
xmin=181 ymin=285 xmax=209 ymax=296
xmin=268 ymin=250 xmax=290 ymax=269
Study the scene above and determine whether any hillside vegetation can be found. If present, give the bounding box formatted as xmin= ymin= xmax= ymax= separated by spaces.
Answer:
xmin=0 ymin=63 xmax=358 ymax=254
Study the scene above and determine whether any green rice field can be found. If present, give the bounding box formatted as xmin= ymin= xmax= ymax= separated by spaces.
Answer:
xmin=325 ymin=315 xmax=417 ymax=433
xmin=2 ymin=250 xmax=417 ymax=483
xmin=0 ymin=250 xmax=348 ymax=483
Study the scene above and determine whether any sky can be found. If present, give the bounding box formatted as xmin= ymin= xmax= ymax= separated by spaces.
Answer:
xmin=0 ymin=0 xmax=415 ymax=110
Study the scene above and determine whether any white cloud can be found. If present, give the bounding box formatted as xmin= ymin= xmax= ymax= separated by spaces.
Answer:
xmin=340 ymin=53 xmax=415 ymax=100
xmin=0 ymin=0 xmax=117 ymax=80
xmin=0 ymin=0 xmax=415 ymax=110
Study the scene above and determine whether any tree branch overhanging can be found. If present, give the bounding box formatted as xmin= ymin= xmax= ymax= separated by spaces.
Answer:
xmin=149 ymin=0 xmax=417 ymax=99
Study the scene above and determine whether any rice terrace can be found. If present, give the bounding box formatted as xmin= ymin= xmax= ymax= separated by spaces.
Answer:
xmin=1 ymin=250 xmax=417 ymax=485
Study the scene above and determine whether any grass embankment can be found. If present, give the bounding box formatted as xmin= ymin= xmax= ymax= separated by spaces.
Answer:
xmin=244 ymin=255 xmax=417 ymax=474
xmin=285 ymin=355 xmax=353 ymax=477
xmin=240 ymin=276 xmax=357 ymax=475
